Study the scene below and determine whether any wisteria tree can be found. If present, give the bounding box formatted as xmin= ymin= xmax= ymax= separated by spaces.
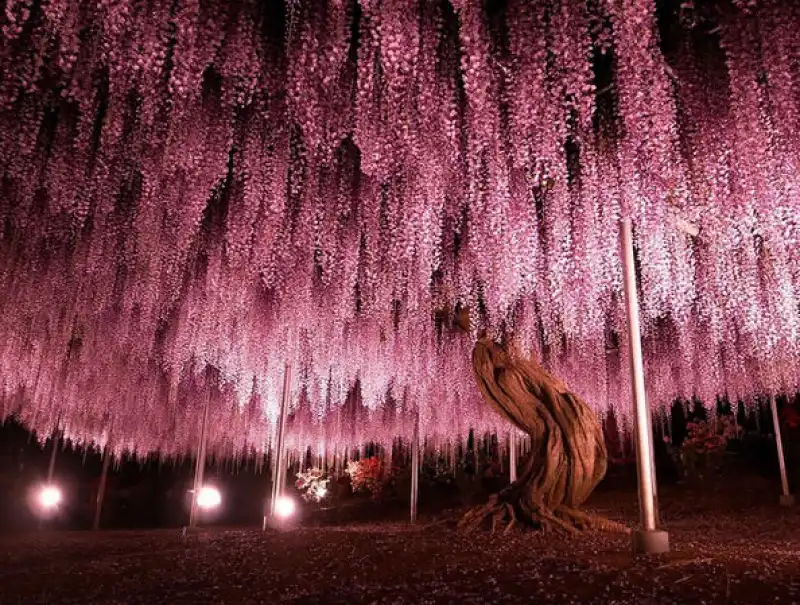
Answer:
xmin=0 ymin=0 xmax=797 ymax=477
xmin=448 ymin=301 xmax=622 ymax=532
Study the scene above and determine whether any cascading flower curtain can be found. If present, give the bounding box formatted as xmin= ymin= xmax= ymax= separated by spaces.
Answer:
xmin=0 ymin=0 xmax=797 ymax=455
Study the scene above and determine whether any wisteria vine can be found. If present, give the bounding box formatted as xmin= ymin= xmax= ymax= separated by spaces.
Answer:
xmin=0 ymin=0 xmax=798 ymax=457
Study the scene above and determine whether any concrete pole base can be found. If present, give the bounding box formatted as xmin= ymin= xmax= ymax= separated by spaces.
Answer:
xmin=779 ymin=494 xmax=795 ymax=507
xmin=632 ymin=529 xmax=670 ymax=555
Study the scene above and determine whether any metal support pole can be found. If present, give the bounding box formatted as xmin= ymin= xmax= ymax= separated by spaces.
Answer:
xmin=47 ymin=428 xmax=59 ymax=484
xmin=266 ymin=362 xmax=292 ymax=527
xmin=93 ymin=443 xmax=112 ymax=530
xmin=647 ymin=400 xmax=660 ymax=526
xmin=770 ymin=397 xmax=795 ymax=507
xmin=275 ymin=364 xmax=292 ymax=506
xmin=189 ymin=394 xmax=211 ymax=529
xmin=509 ymin=431 xmax=517 ymax=483
xmin=39 ymin=422 xmax=61 ymax=530
xmin=410 ymin=413 xmax=420 ymax=524
xmin=621 ymin=218 xmax=669 ymax=554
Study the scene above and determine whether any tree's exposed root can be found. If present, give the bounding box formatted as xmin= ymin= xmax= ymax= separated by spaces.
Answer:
xmin=458 ymin=489 xmax=630 ymax=535
xmin=459 ymin=337 xmax=625 ymax=537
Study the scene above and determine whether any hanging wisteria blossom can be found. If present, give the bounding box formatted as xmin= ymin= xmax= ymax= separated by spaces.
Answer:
xmin=0 ymin=0 xmax=798 ymax=459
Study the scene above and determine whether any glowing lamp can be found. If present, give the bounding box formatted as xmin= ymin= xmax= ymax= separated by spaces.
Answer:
xmin=196 ymin=486 xmax=222 ymax=509
xmin=38 ymin=485 xmax=62 ymax=510
xmin=274 ymin=496 xmax=296 ymax=518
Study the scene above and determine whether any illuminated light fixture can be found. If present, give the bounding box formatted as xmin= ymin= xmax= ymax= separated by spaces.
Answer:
xmin=196 ymin=486 xmax=222 ymax=510
xmin=38 ymin=485 xmax=62 ymax=510
xmin=274 ymin=496 xmax=296 ymax=519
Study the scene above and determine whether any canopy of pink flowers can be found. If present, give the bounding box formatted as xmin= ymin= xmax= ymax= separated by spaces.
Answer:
xmin=0 ymin=0 xmax=797 ymax=456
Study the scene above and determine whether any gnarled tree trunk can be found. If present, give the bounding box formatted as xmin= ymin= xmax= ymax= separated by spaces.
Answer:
xmin=460 ymin=337 xmax=628 ymax=534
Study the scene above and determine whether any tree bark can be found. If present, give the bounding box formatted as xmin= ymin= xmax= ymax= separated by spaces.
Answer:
xmin=460 ymin=337 xmax=628 ymax=534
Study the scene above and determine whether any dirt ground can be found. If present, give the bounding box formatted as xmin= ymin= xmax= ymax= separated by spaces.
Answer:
xmin=0 ymin=478 xmax=798 ymax=604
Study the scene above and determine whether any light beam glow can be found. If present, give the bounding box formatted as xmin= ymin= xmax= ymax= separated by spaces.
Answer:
xmin=37 ymin=485 xmax=62 ymax=510
xmin=196 ymin=486 xmax=222 ymax=510
xmin=274 ymin=496 xmax=296 ymax=519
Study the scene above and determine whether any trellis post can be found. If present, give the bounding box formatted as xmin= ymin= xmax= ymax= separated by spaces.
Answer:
xmin=621 ymin=218 xmax=669 ymax=554
xmin=410 ymin=411 xmax=420 ymax=523
xmin=509 ymin=431 xmax=517 ymax=483
xmin=769 ymin=396 xmax=794 ymax=507
xmin=93 ymin=437 xmax=112 ymax=531
xmin=265 ymin=362 xmax=292 ymax=528
xmin=189 ymin=393 xmax=211 ymax=529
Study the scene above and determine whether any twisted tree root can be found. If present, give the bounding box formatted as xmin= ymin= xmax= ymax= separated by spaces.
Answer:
xmin=458 ymin=485 xmax=629 ymax=535
xmin=458 ymin=337 xmax=631 ymax=536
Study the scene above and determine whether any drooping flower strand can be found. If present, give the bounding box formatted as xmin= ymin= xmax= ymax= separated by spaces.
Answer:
xmin=0 ymin=0 xmax=797 ymax=456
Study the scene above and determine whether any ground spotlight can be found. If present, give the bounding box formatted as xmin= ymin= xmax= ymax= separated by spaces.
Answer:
xmin=196 ymin=486 xmax=222 ymax=510
xmin=274 ymin=495 xmax=296 ymax=519
xmin=37 ymin=484 xmax=63 ymax=511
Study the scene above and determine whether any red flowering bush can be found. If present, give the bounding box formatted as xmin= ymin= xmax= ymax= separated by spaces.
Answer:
xmin=679 ymin=417 xmax=736 ymax=480
xmin=346 ymin=457 xmax=389 ymax=499
xmin=781 ymin=403 xmax=800 ymax=431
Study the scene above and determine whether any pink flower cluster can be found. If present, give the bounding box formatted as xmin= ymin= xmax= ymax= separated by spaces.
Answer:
xmin=682 ymin=420 xmax=734 ymax=456
xmin=0 ymin=1 xmax=797 ymax=457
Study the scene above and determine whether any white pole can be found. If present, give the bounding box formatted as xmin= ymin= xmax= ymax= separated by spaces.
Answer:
xmin=769 ymin=397 xmax=795 ymax=506
xmin=39 ymin=421 xmax=61 ymax=530
xmin=276 ymin=379 xmax=291 ymax=499
xmin=620 ymin=218 xmax=669 ymax=554
xmin=189 ymin=394 xmax=211 ymax=529
xmin=646 ymin=400 xmax=660 ymax=526
xmin=47 ymin=427 xmax=59 ymax=484
xmin=267 ymin=362 xmax=292 ymax=526
xmin=45 ymin=413 xmax=63 ymax=485
xmin=410 ymin=413 xmax=420 ymax=523
xmin=93 ymin=441 xmax=112 ymax=531
xmin=509 ymin=431 xmax=517 ymax=483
